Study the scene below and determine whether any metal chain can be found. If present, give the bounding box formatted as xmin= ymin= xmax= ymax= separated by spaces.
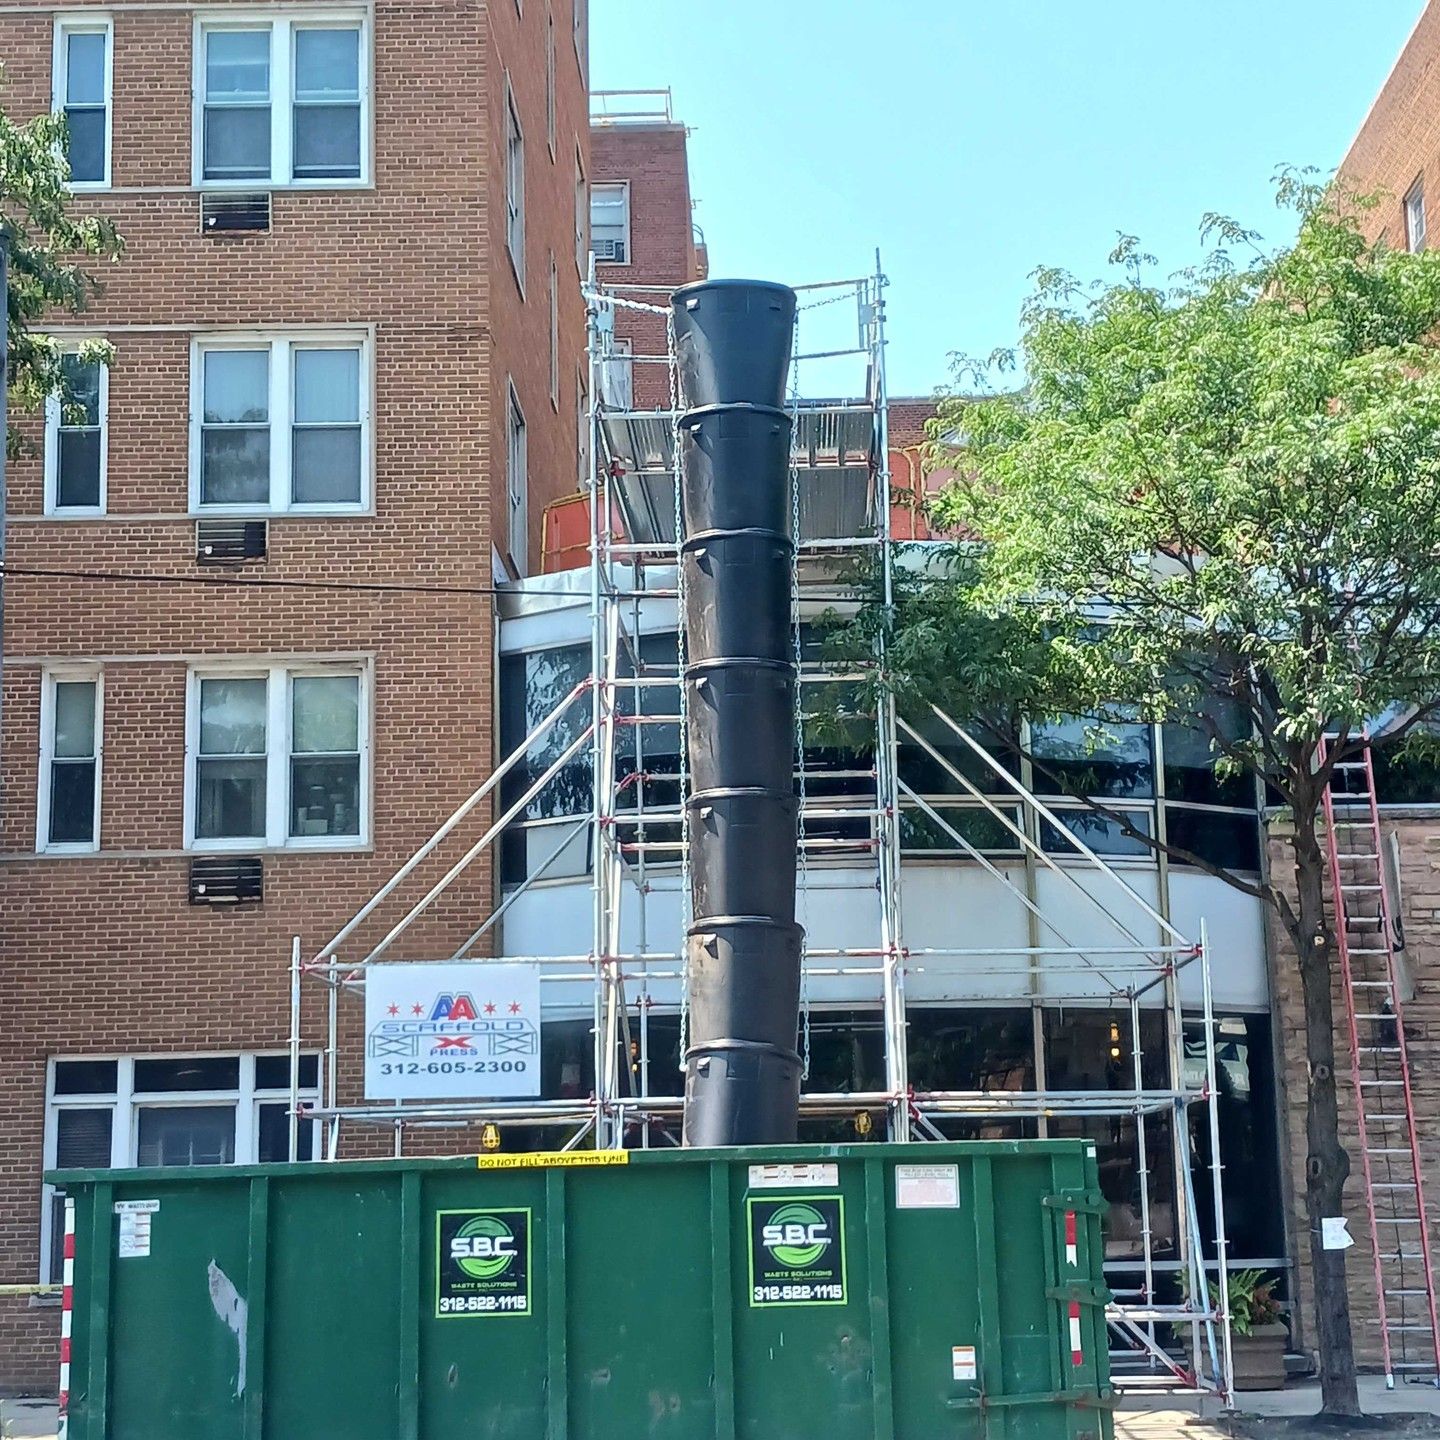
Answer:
xmin=789 ymin=318 xmax=811 ymax=1082
xmin=670 ymin=307 xmax=692 ymax=1071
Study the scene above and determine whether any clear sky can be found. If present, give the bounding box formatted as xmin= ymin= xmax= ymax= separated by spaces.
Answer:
xmin=591 ymin=0 xmax=1426 ymax=398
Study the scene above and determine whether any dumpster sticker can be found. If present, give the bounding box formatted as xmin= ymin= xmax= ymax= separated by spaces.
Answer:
xmin=477 ymin=1150 xmax=628 ymax=1169
xmin=436 ymin=1208 xmax=531 ymax=1318
xmin=114 ymin=1199 xmax=159 ymax=1258
xmin=747 ymin=1195 xmax=847 ymax=1307
xmin=894 ymin=1163 xmax=960 ymax=1209
xmin=365 ymin=962 xmax=541 ymax=1101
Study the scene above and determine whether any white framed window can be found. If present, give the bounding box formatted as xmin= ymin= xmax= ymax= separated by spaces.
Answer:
xmin=574 ymin=148 xmax=587 ymax=276
xmin=190 ymin=333 xmax=370 ymax=513
xmin=41 ymin=1052 xmax=320 ymax=1281
xmin=545 ymin=7 xmax=556 ymax=157
xmin=184 ymin=662 xmax=370 ymax=850
xmin=1406 ymin=178 xmax=1427 ymax=253
xmin=52 ymin=16 xmax=112 ymax=187
xmin=590 ymin=181 xmax=629 ymax=265
xmin=44 ymin=350 xmax=107 ymax=515
xmin=508 ymin=383 xmax=528 ymax=576
xmin=37 ymin=669 xmax=102 ymax=853
xmin=505 ymin=78 xmax=526 ymax=289
xmin=194 ymin=14 xmax=368 ymax=187
xmin=602 ymin=336 xmax=633 ymax=409
xmin=549 ymin=252 xmax=560 ymax=408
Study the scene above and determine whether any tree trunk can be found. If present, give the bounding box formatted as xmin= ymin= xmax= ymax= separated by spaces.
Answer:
xmin=1292 ymin=813 xmax=1362 ymax=1416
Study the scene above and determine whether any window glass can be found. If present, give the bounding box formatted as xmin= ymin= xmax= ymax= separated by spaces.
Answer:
xmin=290 ymin=674 xmax=361 ymax=838
xmin=257 ymin=1103 xmax=315 ymax=1161
xmin=136 ymin=1105 xmax=236 ymax=1166
xmin=254 ymin=1054 xmax=320 ymax=1090
xmin=53 ymin=680 xmax=95 ymax=758
xmin=292 ymin=28 xmax=361 ymax=179
xmin=63 ymin=30 xmax=106 ymax=182
xmin=201 ymin=349 xmax=271 ymax=505
xmin=56 ymin=354 xmax=102 ymax=509
xmin=1045 ymin=1008 xmax=1176 ymax=1259
xmin=197 ymin=677 xmax=267 ymax=839
xmin=134 ymin=1056 xmax=241 ymax=1091
xmin=1164 ymin=807 xmax=1260 ymax=872
xmin=908 ymin=1007 xmax=1035 ymax=1092
xmin=590 ymin=182 xmax=628 ymax=260
xmin=897 ymin=713 xmax=1021 ymax=794
xmin=499 ymin=645 xmax=593 ymax=883
xmin=1040 ymin=807 xmax=1153 ymax=857
xmin=1373 ymin=731 xmax=1440 ymax=805
xmin=292 ymin=348 xmax=362 ymax=504
xmin=203 ymin=29 xmax=272 ymax=180
xmin=1183 ymin=1014 xmax=1284 ymax=1260
xmin=53 ymin=1059 xmax=118 ymax=1095
xmin=1031 ymin=716 xmax=1154 ymax=799
xmin=48 ymin=679 xmax=97 ymax=845
xmin=54 ymin=1107 xmax=113 ymax=1167
xmin=1161 ymin=701 xmax=1252 ymax=807
xmin=899 ymin=803 xmax=1021 ymax=854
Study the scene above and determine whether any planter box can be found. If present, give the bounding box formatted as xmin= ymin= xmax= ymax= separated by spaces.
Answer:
xmin=1232 ymin=1321 xmax=1290 ymax=1391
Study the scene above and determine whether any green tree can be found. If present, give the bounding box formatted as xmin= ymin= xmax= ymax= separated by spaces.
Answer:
xmin=0 ymin=94 xmax=122 ymax=438
xmin=853 ymin=176 xmax=1440 ymax=1415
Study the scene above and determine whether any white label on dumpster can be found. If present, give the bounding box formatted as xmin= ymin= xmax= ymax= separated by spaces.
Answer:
xmin=952 ymin=1345 xmax=977 ymax=1380
xmin=895 ymin=1163 xmax=960 ymax=1209
xmin=114 ymin=1200 xmax=158 ymax=1258
xmin=748 ymin=1162 xmax=838 ymax=1189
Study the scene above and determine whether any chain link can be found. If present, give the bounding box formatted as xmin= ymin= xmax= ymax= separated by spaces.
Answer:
xmin=670 ymin=307 xmax=692 ymax=1071
xmin=789 ymin=318 xmax=812 ymax=1083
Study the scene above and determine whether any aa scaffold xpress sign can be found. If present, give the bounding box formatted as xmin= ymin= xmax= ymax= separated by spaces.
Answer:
xmin=746 ymin=1195 xmax=847 ymax=1307
xmin=364 ymin=962 xmax=541 ymax=1099
xmin=435 ymin=1209 xmax=531 ymax=1317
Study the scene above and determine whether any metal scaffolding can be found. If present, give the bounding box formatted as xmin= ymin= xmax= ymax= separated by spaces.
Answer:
xmin=288 ymin=259 xmax=1235 ymax=1403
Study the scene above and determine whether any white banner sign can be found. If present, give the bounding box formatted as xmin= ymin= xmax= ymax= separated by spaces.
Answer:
xmin=364 ymin=963 xmax=541 ymax=1100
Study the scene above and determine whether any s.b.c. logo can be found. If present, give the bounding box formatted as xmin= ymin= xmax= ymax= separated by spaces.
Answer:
xmin=450 ymin=1213 xmax=518 ymax=1281
xmin=760 ymin=1202 xmax=832 ymax=1269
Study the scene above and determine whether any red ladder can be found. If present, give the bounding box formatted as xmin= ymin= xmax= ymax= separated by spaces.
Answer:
xmin=1320 ymin=735 xmax=1440 ymax=1386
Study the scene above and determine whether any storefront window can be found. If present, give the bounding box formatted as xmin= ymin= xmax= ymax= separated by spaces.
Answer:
xmin=1044 ymin=1008 xmax=1177 ymax=1261
xmin=1183 ymin=1014 xmax=1284 ymax=1260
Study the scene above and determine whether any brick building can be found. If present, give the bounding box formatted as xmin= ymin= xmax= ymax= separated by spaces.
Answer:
xmin=589 ymin=89 xmax=705 ymax=410
xmin=0 ymin=0 xmax=590 ymax=1390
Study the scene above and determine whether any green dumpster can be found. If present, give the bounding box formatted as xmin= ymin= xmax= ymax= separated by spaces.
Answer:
xmin=50 ymin=1140 xmax=1113 ymax=1440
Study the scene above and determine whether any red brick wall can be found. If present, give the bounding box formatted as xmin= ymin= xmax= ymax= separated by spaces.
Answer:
xmin=1338 ymin=2 xmax=1439 ymax=247
xmin=0 ymin=0 xmax=587 ymax=1392
xmin=590 ymin=121 xmax=700 ymax=409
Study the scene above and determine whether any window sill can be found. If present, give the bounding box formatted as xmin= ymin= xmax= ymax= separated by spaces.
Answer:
xmin=196 ymin=180 xmax=373 ymax=193
xmin=8 ymin=844 xmax=374 ymax=862
xmin=191 ymin=507 xmax=375 ymax=520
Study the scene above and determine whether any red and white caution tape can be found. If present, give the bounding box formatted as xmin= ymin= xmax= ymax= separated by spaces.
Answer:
xmin=1064 ymin=1209 xmax=1078 ymax=1268
xmin=58 ymin=1197 xmax=74 ymax=1438
xmin=1069 ymin=1300 xmax=1084 ymax=1367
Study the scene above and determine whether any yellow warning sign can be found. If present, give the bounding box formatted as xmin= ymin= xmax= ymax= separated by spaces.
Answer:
xmin=475 ymin=1151 xmax=630 ymax=1170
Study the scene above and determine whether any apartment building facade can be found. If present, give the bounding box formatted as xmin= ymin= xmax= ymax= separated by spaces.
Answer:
xmin=589 ymin=90 xmax=706 ymax=410
xmin=0 ymin=0 xmax=590 ymax=1390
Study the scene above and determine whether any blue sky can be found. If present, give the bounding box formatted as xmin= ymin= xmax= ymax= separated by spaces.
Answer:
xmin=592 ymin=1 xmax=1425 ymax=397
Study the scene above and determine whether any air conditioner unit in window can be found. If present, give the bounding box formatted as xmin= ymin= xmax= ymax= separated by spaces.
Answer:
xmin=196 ymin=519 xmax=268 ymax=564
xmin=189 ymin=855 xmax=264 ymax=905
xmin=200 ymin=191 xmax=272 ymax=235
xmin=593 ymin=237 xmax=627 ymax=263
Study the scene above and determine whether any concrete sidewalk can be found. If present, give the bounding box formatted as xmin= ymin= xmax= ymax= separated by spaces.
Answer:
xmin=8 ymin=1379 xmax=1439 ymax=1440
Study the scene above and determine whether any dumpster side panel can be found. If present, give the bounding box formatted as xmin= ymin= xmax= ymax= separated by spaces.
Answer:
xmin=265 ymin=1172 xmax=405 ymax=1440
xmin=566 ymin=1162 xmax=718 ymax=1439
xmin=420 ymin=1168 xmax=551 ymax=1440
xmin=887 ymin=1158 xmax=984 ymax=1440
xmin=731 ymin=1160 xmax=876 ymax=1440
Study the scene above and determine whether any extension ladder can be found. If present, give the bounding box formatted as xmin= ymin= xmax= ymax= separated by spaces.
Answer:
xmin=1320 ymin=736 xmax=1440 ymax=1385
